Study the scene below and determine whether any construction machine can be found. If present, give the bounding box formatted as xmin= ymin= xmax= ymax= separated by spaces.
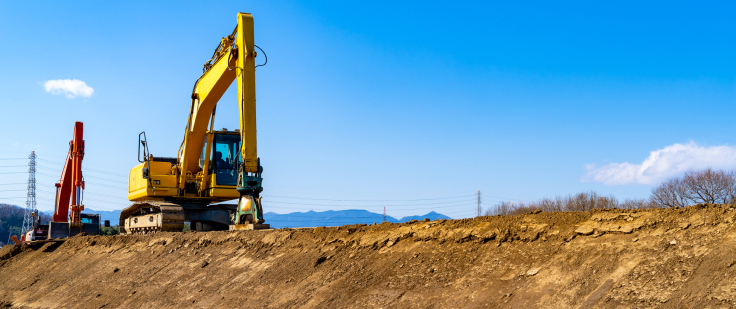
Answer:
xmin=22 ymin=209 xmax=99 ymax=242
xmin=120 ymin=12 xmax=269 ymax=234
xmin=21 ymin=123 xmax=101 ymax=243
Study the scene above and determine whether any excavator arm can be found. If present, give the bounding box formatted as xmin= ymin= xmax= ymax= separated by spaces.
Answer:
xmin=52 ymin=121 xmax=84 ymax=224
xmin=178 ymin=12 xmax=264 ymax=225
xmin=180 ymin=13 xmax=258 ymax=179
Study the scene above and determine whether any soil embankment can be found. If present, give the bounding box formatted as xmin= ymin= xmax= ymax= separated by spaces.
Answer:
xmin=2 ymin=204 xmax=736 ymax=308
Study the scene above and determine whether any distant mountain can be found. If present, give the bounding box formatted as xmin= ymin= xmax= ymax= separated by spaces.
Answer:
xmin=397 ymin=211 xmax=451 ymax=222
xmin=264 ymin=209 xmax=452 ymax=229
xmin=264 ymin=209 xmax=397 ymax=229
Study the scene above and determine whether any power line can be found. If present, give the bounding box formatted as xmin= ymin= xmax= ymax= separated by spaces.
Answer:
xmin=482 ymin=195 xmax=531 ymax=202
xmin=35 ymin=167 xmax=127 ymax=184
xmin=34 ymin=189 xmax=129 ymax=205
xmin=36 ymin=163 xmax=130 ymax=178
xmin=261 ymin=194 xmax=476 ymax=202
xmin=263 ymin=199 xmax=476 ymax=207
xmin=266 ymin=185 xmax=479 ymax=199
xmin=80 ymin=174 xmax=128 ymax=184
xmin=35 ymin=172 xmax=128 ymax=189
xmin=264 ymin=208 xmax=474 ymax=217
xmin=35 ymin=188 xmax=125 ymax=200
xmin=36 ymin=158 xmax=131 ymax=175
xmin=268 ymin=207 xmax=476 ymax=214
xmin=263 ymin=212 xmax=476 ymax=225
xmin=265 ymin=202 xmax=475 ymax=211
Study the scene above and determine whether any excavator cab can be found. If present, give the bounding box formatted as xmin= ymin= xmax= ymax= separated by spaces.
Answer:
xmin=129 ymin=130 xmax=242 ymax=202
xmin=201 ymin=130 xmax=242 ymax=188
xmin=80 ymin=213 xmax=100 ymax=225
xmin=50 ymin=213 xmax=100 ymax=239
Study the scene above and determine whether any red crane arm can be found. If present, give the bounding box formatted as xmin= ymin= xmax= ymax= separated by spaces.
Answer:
xmin=52 ymin=122 xmax=84 ymax=223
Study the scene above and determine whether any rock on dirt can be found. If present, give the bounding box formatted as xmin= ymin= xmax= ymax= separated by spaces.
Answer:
xmin=526 ymin=268 xmax=541 ymax=276
xmin=2 ymin=204 xmax=736 ymax=308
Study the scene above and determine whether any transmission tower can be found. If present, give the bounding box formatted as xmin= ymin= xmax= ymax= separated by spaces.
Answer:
xmin=476 ymin=190 xmax=482 ymax=217
xmin=383 ymin=207 xmax=387 ymax=223
xmin=21 ymin=151 xmax=37 ymax=236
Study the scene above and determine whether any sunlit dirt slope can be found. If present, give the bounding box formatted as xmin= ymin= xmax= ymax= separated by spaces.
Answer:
xmin=2 ymin=204 xmax=736 ymax=308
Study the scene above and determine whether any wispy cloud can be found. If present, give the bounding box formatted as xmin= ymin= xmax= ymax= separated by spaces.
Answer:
xmin=44 ymin=79 xmax=94 ymax=98
xmin=582 ymin=142 xmax=736 ymax=185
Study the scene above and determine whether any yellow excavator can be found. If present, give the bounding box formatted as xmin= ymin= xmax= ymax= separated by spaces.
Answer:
xmin=120 ymin=12 xmax=269 ymax=233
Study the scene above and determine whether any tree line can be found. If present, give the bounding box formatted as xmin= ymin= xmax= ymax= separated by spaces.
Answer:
xmin=485 ymin=168 xmax=735 ymax=216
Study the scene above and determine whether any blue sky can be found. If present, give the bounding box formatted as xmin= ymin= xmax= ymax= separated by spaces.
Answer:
xmin=0 ymin=1 xmax=734 ymax=219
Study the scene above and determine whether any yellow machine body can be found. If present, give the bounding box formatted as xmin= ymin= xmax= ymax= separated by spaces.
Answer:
xmin=128 ymin=131 xmax=243 ymax=202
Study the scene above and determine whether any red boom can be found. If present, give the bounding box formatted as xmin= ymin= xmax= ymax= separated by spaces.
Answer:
xmin=52 ymin=122 xmax=85 ymax=224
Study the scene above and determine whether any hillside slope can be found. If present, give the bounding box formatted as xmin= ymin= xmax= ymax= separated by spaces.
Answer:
xmin=2 ymin=204 xmax=736 ymax=308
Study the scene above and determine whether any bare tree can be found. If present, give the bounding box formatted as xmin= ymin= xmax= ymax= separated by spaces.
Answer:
xmin=484 ymin=168 xmax=736 ymax=217
xmin=683 ymin=169 xmax=735 ymax=204
xmin=619 ymin=198 xmax=657 ymax=209
xmin=484 ymin=201 xmax=514 ymax=216
xmin=484 ymin=191 xmax=623 ymax=216
xmin=567 ymin=192 xmax=618 ymax=211
xmin=650 ymin=177 xmax=690 ymax=208
xmin=651 ymin=168 xmax=736 ymax=207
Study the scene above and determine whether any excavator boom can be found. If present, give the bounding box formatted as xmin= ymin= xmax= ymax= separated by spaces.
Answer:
xmin=179 ymin=13 xmax=258 ymax=185
xmin=53 ymin=121 xmax=84 ymax=224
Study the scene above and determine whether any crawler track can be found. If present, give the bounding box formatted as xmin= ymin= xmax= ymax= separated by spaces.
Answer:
xmin=119 ymin=202 xmax=185 ymax=234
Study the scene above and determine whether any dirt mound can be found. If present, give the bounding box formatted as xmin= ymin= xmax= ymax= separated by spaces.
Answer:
xmin=2 ymin=204 xmax=736 ymax=308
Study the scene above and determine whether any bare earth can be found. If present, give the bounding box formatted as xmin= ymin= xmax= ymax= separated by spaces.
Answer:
xmin=2 ymin=203 xmax=736 ymax=308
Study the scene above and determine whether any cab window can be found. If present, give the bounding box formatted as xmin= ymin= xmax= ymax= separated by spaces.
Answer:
xmin=81 ymin=216 xmax=99 ymax=224
xmin=211 ymin=134 xmax=241 ymax=186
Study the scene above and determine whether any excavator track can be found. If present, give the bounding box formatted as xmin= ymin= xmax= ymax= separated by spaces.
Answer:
xmin=120 ymin=202 xmax=185 ymax=234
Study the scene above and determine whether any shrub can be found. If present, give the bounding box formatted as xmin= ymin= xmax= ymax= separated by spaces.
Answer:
xmin=484 ymin=191 xmax=656 ymax=216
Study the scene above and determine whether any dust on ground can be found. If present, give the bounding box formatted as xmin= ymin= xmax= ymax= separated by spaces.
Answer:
xmin=2 ymin=203 xmax=736 ymax=308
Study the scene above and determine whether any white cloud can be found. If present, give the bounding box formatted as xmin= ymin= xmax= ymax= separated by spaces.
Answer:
xmin=582 ymin=142 xmax=736 ymax=185
xmin=44 ymin=79 xmax=94 ymax=98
